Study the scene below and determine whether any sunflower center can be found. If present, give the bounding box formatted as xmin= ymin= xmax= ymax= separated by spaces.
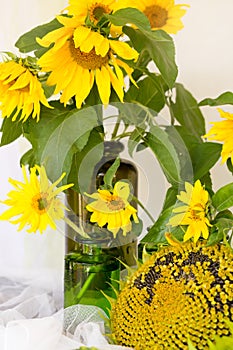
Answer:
xmin=189 ymin=208 xmax=204 ymax=221
xmin=144 ymin=5 xmax=168 ymax=28
xmin=89 ymin=3 xmax=111 ymax=22
xmin=31 ymin=193 xmax=49 ymax=214
xmin=152 ymin=281 xmax=186 ymax=322
xmin=69 ymin=39 xmax=110 ymax=70
xmin=107 ymin=195 xmax=125 ymax=211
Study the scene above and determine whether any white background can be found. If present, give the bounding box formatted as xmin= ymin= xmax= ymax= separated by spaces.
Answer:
xmin=0 ymin=0 xmax=232 ymax=282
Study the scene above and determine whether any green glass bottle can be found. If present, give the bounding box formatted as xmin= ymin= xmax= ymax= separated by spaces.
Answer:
xmin=64 ymin=141 xmax=138 ymax=312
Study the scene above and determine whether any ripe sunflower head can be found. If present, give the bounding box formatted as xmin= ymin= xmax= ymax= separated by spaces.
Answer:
xmin=110 ymin=241 xmax=233 ymax=349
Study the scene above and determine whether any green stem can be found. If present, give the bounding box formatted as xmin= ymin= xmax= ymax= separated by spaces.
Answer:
xmin=111 ymin=114 xmax=121 ymax=139
xmin=133 ymin=195 xmax=155 ymax=224
xmin=75 ymin=272 xmax=96 ymax=303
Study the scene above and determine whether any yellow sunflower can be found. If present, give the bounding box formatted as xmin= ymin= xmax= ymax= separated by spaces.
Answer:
xmin=111 ymin=241 xmax=233 ymax=349
xmin=0 ymin=165 xmax=73 ymax=233
xmin=0 ymin=59 xmax=51 ymax=122
xmin=37 ymin=16 xmax=138 ymax=108
xmin=125 ymin=0 xmax=189 ymax=33
xmin=169 ymin=180 xmax=212 ymax=242
xmin=85 ymin=181 xmax=139 ymax=237
xmin=65 ymin=0 xmax=125 ymax=25
xmin=204 ymin=108 xmax=233 ymax=165
xmin=65 ymin=0 xmax=128 ymax=37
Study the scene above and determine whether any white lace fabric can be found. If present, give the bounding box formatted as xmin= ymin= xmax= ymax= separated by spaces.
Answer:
xmin=0 ymin=277 xmax=132 ymax=350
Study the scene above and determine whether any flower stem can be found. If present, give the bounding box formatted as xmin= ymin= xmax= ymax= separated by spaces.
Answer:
xmin=133 ymin=195 xmax=155 ymax=224
xmin=111 ymin=115 xmax=121 ymax=139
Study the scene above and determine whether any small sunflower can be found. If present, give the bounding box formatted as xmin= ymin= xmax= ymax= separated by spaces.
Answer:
xmin=204 ymin=109 xmax=233 ymax=166
xmin=65 ymin=0 xmax=128 ymax=37
xmin=169 ymin=180 xmax=212 ymax=242
xmin=111 ymin=241 xmax=233 ymax=349
xmin=65 ymin=0 xmax=125 ymax=26
xmin=0 ymin=165 xmax=73 ymax=233
xmin=37 ymin=16 xmax=138 ymax=108
xmin=125 ymin=0 xmax=189 ymax=33
xmin=85 ymin=181 xmax=139 ymax=237
xmin=0 ymin=59 xmax=51 ymax=122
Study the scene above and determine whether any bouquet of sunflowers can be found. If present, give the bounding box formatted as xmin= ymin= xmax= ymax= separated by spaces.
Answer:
xmin=1 ymin=0 xmax=233 ymax=349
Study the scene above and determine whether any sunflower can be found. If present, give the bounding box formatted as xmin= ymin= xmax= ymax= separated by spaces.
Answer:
xmin=37 ymin=16 xmax=138 ymax=108
xmin=204 ymin=109 xmax=233 ymax=165
xmin=85 ymin=181 xmax=139 ymax=237
xmin=0 ymin=59 xmax=51 ymax=122
xmin=169 ymin=180 xmax=212 ymax=242
xmin=110 ymin=241 xmax=233 ymax=349
xmin=125 ymin=0 xmax=189 ymax=33
xmin=0 ymin=165 xmax=73 ymax=233
xmin=65 ymin=0 xmax=125 ymax=26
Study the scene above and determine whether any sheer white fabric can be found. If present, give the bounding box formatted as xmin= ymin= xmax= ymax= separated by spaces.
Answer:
xmin=0 ymin=277 xmax=132 ymax=350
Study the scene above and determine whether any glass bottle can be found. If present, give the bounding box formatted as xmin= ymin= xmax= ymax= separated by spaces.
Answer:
xmin=64 ymin=141 xmax=138 ymax=311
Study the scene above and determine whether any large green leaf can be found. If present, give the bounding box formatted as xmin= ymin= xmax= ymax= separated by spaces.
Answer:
xmin=0 ymin=117 xmax=23 ymax=146
xmin=191 ymin=142 xmax=222 ymax=180
xmin=141 ymin=207 xmax=173 ymax=244
xmin=124 ymin=26 xmax=177 ymax=88
xmin=146 ymin=125 xmax=181 ymax=186
xmin=212 ymin=183 xmax=233 ymax=211
xmin=162 ymin=186 xmax=179 ymax=211
xmin=171 ymin=83 xmax=206 ymax=137
xmin=199 ymin=91 xmax=233 ymax=107
xmin=141 ymin=207 xmax=184 ymax=244
xmin=15 ymin=18 xmax=62 ymax=53
xmin=106 ymin=7 xmax=151 ymax=31
xmin=67 ymin=129 xmax=104 ymax=193
xmin=26 ymin=104 xmax=99 ymax=184
xmin=125 ymin=76 xmax=166 ymax=112
xmin=165 ymin=126 xmax=194 ymax=183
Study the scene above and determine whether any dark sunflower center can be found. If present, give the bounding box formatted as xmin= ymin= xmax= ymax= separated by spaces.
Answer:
xmin=69 ymin=39 xmax=110 ymax=70
xmin=32 ymin=193 xmax=49 ymax=214
xmin=107 ymin=196 xmax=125 ymax=211
xmin=89 ymin=3 xmax=111 ymax=22
xmin=144 ymin=5 xmax=168 ymax=28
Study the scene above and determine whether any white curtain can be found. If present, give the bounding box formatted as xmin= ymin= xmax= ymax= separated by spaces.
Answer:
xmin=0 ymin=0 xmax=68 ymax=282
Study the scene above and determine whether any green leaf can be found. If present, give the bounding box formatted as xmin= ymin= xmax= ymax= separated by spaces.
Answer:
xmin=208 ymin=215 xmax=233 ymax=245
xmin=0 ymin=117 xmax=23 ymax=146
xmin=207 ymin=227 xmax=224 ymax=246
xmin=20 ymin=149 xmax=36 ymax=169
xmin=227 ymin=158 xmax=233 ymax=175
xmin=165 ymin=126 xmax=194 ymax=183
xmin=146 ymin=125 xmax=181 ymax=185
xmin=26 ymin=104 xmax=99 ymax=184
xmin=199 ymin=91 xmax=233 ymax=107
xmin=141 ymin=207 xmax=173 ymax=244
xmin=124 ymin=26 xmax=177 ymax=88
xmin=171 ymin=83 xmax=206 ymax=137
xmin=191 ymin=142 xmax=222 ymax=180
xmin=15 ymin=18 xmax=62 ymax=53
xmin=162 ymin=186 xmax=179 ymax=211
xmin=127 ymin=128 xmax=146 ymax=157
xmin=212 ymin=183 xmax=233 ymax=211
xmin=103 ymin=158 xmax=121 ymax=188
xmin=106 ymin=8 xmax=151 ymax=31
xmin=125 ymin=76 xmax=166 ymax=112
xmin=141 ymin=207 xmax=184 ymax=244
xmin=67 ymin=129 xmax=104 ymax=193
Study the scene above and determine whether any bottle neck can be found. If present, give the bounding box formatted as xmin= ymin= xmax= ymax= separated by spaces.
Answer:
xmin=103 ymin=141 xmax=124 ymax=158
